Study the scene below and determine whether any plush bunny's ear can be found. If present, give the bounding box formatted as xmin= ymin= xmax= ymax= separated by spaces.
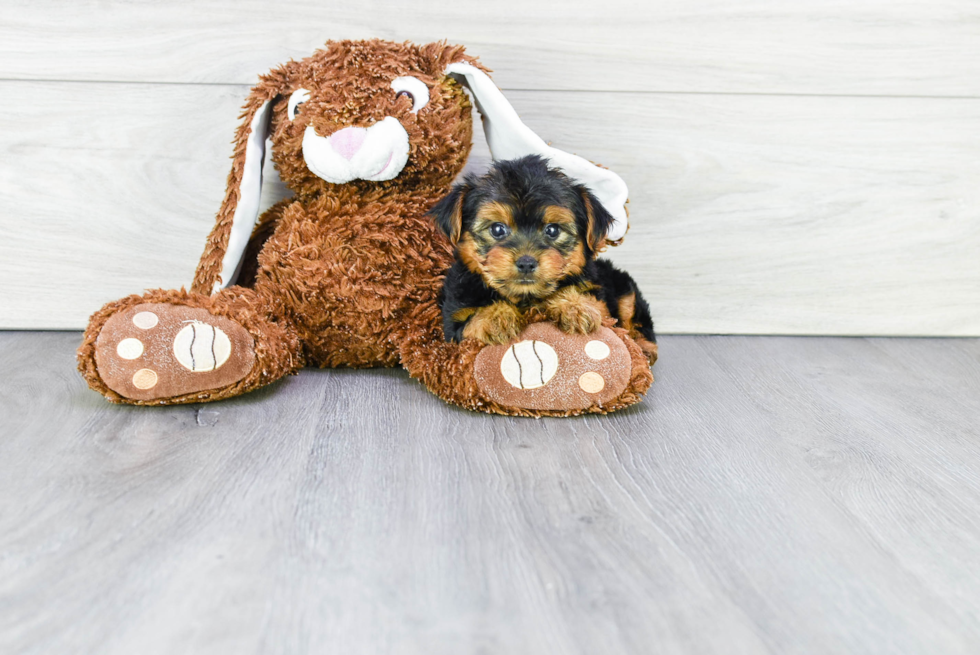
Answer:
xmin=445 ymin=62 xmax=630 ymax=243
xmin=191 ymin=84 xmax=280 ymax=295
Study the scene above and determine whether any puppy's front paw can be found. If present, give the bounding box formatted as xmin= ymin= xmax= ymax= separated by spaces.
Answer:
xmin=463 ymin=302 xmax=526 ymax=345
xmin=544 ymin=290 xmax=604 ymax=335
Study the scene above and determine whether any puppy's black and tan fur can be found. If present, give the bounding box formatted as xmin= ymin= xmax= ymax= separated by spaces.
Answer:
xmin=430 ymin=155 xmax=657 ymax=363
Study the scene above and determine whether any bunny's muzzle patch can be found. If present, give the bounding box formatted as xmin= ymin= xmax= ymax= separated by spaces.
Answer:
xmin=302 ymin=117 xmax=410 ymax=184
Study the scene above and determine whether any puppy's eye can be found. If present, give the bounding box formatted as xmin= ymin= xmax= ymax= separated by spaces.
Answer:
xmin=489 ymin=223 xmax=510 ymax=239
xmin=391 ymin=76 xmax=430 ymax=113
xmin=288 ymin=89 xmax=310 ymax=121
xmin=544 ymin=224 xmax=562 ymax=239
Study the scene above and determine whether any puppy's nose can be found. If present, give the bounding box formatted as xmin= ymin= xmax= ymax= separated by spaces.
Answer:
xmin=516 ymin=255 xmax=538 ymax=275
xmin=328 ymin=127 xmax=367 ymax=160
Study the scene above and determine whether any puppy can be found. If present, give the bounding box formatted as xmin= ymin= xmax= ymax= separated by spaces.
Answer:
xmin=429 ymin=155 xmax=658 ymax=363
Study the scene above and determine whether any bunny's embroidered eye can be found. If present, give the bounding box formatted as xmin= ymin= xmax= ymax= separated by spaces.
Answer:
xmin=390 ymin=77 xmax=429 ymax=113
xmin=288 ymin=89 xmax=310 ymax=121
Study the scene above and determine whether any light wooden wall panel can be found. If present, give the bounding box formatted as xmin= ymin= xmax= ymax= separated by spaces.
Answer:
xmin=0 ymin=0 xmax=977 ymax=96
xmin=1 ymin=81 xmax=976 ymax=334
xmin=1 ymin=1 xmax=976 ymax=334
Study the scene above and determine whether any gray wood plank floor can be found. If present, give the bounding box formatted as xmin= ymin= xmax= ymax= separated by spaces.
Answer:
xmin=2 ymin=332 xmax=979 ymax=654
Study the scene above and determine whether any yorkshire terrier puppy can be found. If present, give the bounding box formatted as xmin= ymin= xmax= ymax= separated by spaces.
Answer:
xmin=429 ymin=155 xmax=658 ymax=363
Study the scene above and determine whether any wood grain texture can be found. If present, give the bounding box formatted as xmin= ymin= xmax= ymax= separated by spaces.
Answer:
xmin=2 ymin=332 xmax=980 ymax=654
xmin=0 ymin=0 xmax=977 ymax=96
xmin=0 ymin=81 xmax=288 ymax=329
xmin=1 ymin=81 xmax=976 ymax=334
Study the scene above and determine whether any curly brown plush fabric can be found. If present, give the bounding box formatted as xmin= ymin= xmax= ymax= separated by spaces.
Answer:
xmin=77 ymin=39 xmax=654 ymax=416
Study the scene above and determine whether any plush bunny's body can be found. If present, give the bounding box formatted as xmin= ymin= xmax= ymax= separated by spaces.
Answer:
xmin=77 ymin=40 xmax=653 ymax=416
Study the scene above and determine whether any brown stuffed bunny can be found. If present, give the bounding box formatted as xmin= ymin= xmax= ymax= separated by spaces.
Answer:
xmin=77 ymin=39 xmax=653 ymax=416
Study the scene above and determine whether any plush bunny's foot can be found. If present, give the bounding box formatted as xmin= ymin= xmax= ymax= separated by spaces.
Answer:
xmin=398 ymin=304 xmax=653 ymax=417
xmin=473 ymin=322 xmax=634 ymax=412
xmin=93 ymin=303 xmax=255 ymax=402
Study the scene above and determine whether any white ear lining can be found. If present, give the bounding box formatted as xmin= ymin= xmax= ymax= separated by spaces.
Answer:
xmin=214 ymin=99 xmax=273 ymax=293
xmin=445 ymin=62 xmax=630 ymax=242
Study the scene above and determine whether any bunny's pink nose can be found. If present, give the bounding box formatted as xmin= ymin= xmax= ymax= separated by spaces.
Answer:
xmin=328 ymin=127 xmax=367 ymax=160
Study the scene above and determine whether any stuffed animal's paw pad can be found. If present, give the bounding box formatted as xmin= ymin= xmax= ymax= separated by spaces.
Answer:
xmin=94 ymin=303 xmax=255 ymax=401
xmin=499 ymin=340 xmax=559 ymax=390
xmin=474 ymin=323 xmax=632 ymax=411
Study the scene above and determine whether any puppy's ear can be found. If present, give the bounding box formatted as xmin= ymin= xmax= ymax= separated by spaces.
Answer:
xmin=428 ymin=182 xmax=471 ymax=246
xmin=579 ymin=188 xmax=615 ymax=254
